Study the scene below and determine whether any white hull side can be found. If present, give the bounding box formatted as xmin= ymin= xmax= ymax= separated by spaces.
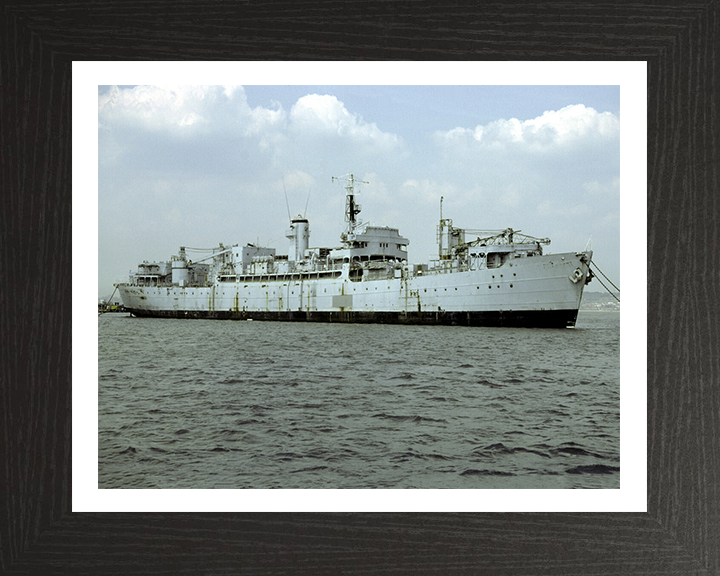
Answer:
xmin=118 ymin=252 xmax=589 ymax=325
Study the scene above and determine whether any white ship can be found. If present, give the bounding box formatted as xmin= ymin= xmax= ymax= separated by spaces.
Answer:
xmin=117 ymin=174 xmax=593 ymax=328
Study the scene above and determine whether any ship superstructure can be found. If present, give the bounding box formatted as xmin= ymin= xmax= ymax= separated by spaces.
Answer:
xmin=117 ymin=174 xmax=593 ymax=327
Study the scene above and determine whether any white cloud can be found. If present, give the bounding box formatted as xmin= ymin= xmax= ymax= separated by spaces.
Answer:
xmin=99 ymin=85 xmax=217 ymax=132
xmin=289 ymin=94 xmax=401 ymax=151
xmin=98 ymin=87 xmax=404 ymax=180
xmin=525 ymin=104 xmax=618 ymax=141
xmin=430 ymin=104 xmax=619 ymax=213
xmin=245 ymin=102 xmax=286 ymax=137
xmin=97 ymin=86 xmax=620 ymax=298
xmin=436 ymin=104 xmax=618 ymax=151
xmin=98 ymin=85 xmax=290 ymax=140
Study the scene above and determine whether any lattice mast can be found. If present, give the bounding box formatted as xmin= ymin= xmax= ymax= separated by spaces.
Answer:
xmin=333 ymin=173 xmax=367 ymax=236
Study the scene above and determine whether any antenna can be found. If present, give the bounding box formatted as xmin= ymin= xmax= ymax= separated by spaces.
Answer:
xmin=333 ymin=173 xmax=367 ymax=235
xmin=282 ymin=177 xmax=291 ymax=223
xmin=304 ymin=188 xmax=311 ymax=218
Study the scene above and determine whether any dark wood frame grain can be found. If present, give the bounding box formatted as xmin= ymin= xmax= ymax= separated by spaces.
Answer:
xmin=2 ymin=2 xmax=717 ymax=574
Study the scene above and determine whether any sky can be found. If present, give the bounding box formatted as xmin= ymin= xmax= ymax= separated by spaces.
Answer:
xmin=98 ymin=84 xmax=620 ymax=300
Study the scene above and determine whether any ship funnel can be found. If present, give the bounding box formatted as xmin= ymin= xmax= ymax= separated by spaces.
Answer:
xmin=286 ymin=215 xmax=310 ymax=262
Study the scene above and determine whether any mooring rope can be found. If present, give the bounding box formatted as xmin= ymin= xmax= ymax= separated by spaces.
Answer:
xmin=591 ymin=261 xmax=620 ymax=292
xmin=589 ymin=261 xmax=620 ymax=302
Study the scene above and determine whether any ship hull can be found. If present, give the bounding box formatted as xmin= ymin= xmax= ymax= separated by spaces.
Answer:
xmin=118 ymin=251 xmax=590 ymax=328
xmin=127 ymin=307 xmax=579 ymax=328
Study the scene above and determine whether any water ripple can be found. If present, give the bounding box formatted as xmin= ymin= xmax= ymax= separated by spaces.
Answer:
xmin=99 ymin=311 xmax=620 ymax=489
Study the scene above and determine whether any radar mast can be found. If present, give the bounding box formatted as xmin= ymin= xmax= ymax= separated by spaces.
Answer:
xmin=332 ymin=173 xmax=367 ymax=236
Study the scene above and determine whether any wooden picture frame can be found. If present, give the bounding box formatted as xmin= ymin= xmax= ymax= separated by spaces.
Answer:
xmin=2 ymin=2 xmax=717 ymax=573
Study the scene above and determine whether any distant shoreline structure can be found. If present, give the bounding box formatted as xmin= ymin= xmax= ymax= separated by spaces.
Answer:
xmin=580 ymin=291 xmax=620 ymax=311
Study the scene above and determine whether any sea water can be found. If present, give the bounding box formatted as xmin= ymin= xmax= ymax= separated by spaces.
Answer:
xmin=98 ymin=311 xmax=620 ymax=489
